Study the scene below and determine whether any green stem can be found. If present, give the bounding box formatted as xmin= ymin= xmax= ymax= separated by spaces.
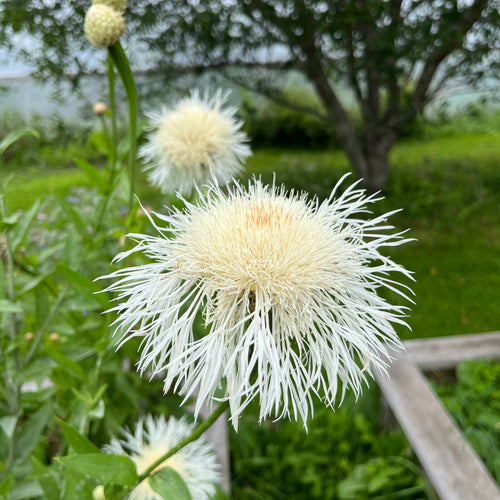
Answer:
xmin=94 ymin=56 xmax=119 ymax=232
xmin=137 ymin=401 xmax=230 ymax=483
xmin=107 ymin=53 xmax=118 ymax=183
xmin=23 ymin=284 xmax=69 ymax=368
xmin=108 ymin=41 xmax=138 ymax=219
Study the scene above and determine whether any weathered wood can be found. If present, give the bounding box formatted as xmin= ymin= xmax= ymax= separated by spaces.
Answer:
xmin=404 ymin=331 xmax=500 ymax=370
xmin=375 ymin=332 xmax=500 ymax=500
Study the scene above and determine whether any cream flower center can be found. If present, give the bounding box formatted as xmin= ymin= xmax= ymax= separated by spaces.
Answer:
xmin=178 ymin=193 xmax=343 ymax=301
xmin=156 ymin=104 xmax=232 ymax=169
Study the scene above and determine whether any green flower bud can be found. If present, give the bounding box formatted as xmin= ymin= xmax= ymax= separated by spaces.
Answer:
xmin=84 ymin=4 xmax=125 ymax=48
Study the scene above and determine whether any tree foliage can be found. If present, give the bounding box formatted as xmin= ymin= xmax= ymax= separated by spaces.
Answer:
xmin=1 ymin=0 xmax=498 ymax=189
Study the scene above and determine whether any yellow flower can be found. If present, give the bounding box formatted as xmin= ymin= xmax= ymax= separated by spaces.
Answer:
xmin=84 ymin=4 xmax=125 ymax=48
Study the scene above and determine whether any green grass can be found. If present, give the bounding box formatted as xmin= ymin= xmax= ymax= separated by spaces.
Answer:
xmin=2 ymin=126 xmax=500 ymax=340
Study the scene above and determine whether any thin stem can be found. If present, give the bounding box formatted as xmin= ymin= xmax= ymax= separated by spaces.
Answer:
xmin=108 ymin=41 xmax=138 ymax=218
xmin=94 ymin=56 xmax=120 ymax=232
xmin=107 ymin=53 xmax=118 ymax=183
xmin=137 ymin=401 xmax=230 ymax=483
xmin=23 ymin=284 xmax=69 ymax=368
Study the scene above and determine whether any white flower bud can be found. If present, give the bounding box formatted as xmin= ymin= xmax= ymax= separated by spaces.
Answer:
xmin=84 ymin=4 xmax=125 ymax=48
xmin=92 ymin=101 xmax=108 ymax=116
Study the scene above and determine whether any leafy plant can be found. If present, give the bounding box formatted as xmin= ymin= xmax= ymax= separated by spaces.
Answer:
xmin=433 ymin=360 xmax=500 ymax=482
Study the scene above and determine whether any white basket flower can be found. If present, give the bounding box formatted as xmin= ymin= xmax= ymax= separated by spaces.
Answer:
xmin=139 ymin=90 xmax=251 ymax=195
xmin=102 ymin=176 xmax=413 ymax=429
xmin=104 ymin=415 xmax=220 ymax=500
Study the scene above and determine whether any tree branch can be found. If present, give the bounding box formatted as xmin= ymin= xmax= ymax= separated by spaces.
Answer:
xmin=222 ymin=70 xmax=329 ymax=122
xmin=389 ymin=0 xmax=490 ymax=129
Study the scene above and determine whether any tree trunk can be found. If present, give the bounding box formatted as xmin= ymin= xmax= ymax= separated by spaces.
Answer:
xmin=302 ymin=43 xmax=393 ymax=192
xmin=361 ymin=146 xmax=389 ymax=192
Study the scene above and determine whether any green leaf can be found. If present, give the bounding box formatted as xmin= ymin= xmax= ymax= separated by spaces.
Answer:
xmin=89 ymin=131 xmax=110 ymax=156
xmin=14 ymin=404 xmax=52 ymax=463
xmin=75 ymin=158 xmax=107 ymax=195
xmin=56 ymin=196 xmax=88 ymax=236
xmin=88 ymin=399 xmax=105 ymax=420
xmin=9 ymin=199 xmax=41 ymax=253
xmin=0 ymin=127 xmax=39 ymax=156
xmin=63 ymin=467 xmax=93 ymax=500
xmin=30 ymin=456 xmax=61 ymax=500
xmin=149 ymin=467 xmax=193 ymax=500
xmin=0 ymin=473 xmax=14 ymax=499
xmin=57 ymin=264 xmax=107 ymax=307
xmin=0 ymin=415 xmax=17 ymax=439
xmin=0 ymin=299 xmax=23 ymax=314
xmin=45 ymin=343 xmax=86 ymax=381
xmin=0 ymin=213 xmax=20 ymax=231
xmin=57 ymin=454 xmax=137 ymax=486
xmin=18 ymin=271 xmax=55 ymax=297
xmin=10 ymin=480 xmax=44 ymax=500
xmin=56 ymin=418 xmax=101 ymax=454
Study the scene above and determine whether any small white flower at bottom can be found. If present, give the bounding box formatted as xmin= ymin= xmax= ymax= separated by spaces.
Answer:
xmin=102 ymin=176 xmax=414 ymax=429
xmin=104 ymin=415 xmax=220 ymax=500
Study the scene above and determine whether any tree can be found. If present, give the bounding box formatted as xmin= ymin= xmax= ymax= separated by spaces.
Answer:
xmin=1 ymin=0 xmax=498 ymax=190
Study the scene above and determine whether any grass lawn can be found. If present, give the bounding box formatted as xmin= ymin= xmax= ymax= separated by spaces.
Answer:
xmin=3 ymin=128 xmax=500 ymax=340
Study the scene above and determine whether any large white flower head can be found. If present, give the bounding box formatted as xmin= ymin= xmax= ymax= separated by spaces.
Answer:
xmin=139 ymin=90 xmax=251 ymax=195
xmin=103 ymin=176 xmax=413 ymax=428
xmin=104 ymin=415 xmax=220 ymax=500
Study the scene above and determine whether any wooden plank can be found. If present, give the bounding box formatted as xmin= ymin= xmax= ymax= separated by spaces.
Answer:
xmin=404 ymin=331 xmax=500 ymax=370
xmin=375 ymin=349 xmax=500 ymax=500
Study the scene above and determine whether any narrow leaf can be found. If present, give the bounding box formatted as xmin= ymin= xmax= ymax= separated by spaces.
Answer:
xmin=0 ymin=127 xmax=39 ymax=156
xmin=45 ymin=343 xmax=86 ymax=381
xmin=56 ymin=418 xmax=101 ymax=454
xmin=14 ymin=404 xmax=52 ymax=463
xmin=56 ymin=196 xmax=87 ymax=236
xmin=0 ymin=473 xmax=14 ymax=499
xmin=0 ymin=299 xmax=23 ymax=314
xmin=149 ymin=467 xmax=193 ymax=500
xmin=57 ymin=264 xmax=106 ymax=305
xmin=18 ymin=271 xmax=55 ymax=297
xmin=75 ymin=158 xmax=107 ymax=194
xmin=9 ymin=199 xmax=41 ymax=253
xmin=30 ymin=456 xmax=61 ymax=500
xmin=57 ymin=454 xmax=137 ymax=486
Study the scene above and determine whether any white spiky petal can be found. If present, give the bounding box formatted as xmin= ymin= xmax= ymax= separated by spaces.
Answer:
xmin=104 ymin=415 xmax=220 ymax=500
xmin=139 ymin=90 xmax=251 ymax=195
xmin=103 ymin=176 xmax=414 ymax=429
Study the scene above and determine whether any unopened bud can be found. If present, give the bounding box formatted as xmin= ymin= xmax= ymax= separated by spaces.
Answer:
xmin=84 ymin=5 xmax=125 ymax=48
xmin=49 ymin=332 xmax=60 ymax=342
xmin=24 ymin=332 xmax=34 ymax=342
xmin=92 ymin=485 xmax=106 ymax=500
xmin=93 ymin=101 xmax=108 ymax=116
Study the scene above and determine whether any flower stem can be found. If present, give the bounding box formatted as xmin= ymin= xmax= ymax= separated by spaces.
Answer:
xmin=94 ymin=55 xmax=119 ymax=232
xmin=108 ymin=41 xmax=137 ymax=218
xmin=137 ymin=400 xmax=230 ymax=483
xmin=107 ymin=53 xmax=118 ymax=183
